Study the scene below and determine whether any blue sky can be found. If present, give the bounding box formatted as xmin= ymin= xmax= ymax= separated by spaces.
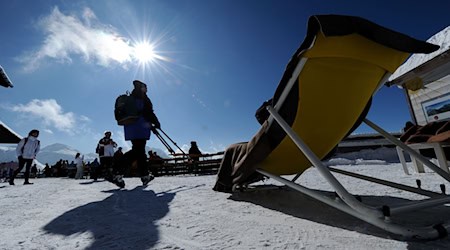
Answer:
xmin=0 ymin=0 xmax=449 ymax=155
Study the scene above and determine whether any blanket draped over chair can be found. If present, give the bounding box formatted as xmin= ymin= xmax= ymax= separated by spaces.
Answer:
xmin=213 ymin=15 xmax=439 ymax=193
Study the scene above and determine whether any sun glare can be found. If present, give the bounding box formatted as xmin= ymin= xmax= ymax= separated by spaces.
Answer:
xmin=133 ymin=41 xmax=156 ymax=64
xmin=128 ymin=35 xmax=174 ymax=81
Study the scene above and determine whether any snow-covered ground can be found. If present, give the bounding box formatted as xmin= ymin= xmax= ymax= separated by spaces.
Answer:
xmin=2 ymin=160 xmax=450 ymax=249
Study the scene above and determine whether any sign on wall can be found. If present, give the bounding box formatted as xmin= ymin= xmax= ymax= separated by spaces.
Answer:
xmin=421 ymin=92 xmax=450 ymax=123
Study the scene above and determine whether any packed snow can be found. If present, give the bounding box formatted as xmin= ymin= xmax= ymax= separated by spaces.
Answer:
xmin=2 ymin=151 xmax=450 ymax=249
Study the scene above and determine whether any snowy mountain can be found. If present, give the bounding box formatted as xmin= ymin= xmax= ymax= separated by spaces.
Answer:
xmin=0 ymin=143 xmax=97 ymax=166
xmin=0 ymin=143 xmax=169 ymax=166
xmin=0 ymin=145 xmax=17 ymax=162
xmin=37 ymin=143 xmax=96 ymax=165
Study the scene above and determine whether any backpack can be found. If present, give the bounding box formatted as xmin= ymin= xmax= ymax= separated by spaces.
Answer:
xmin=114 ymin=92 xmax=140 ymax=126
xmin=95 ymin=143 xmax=103 ymax=155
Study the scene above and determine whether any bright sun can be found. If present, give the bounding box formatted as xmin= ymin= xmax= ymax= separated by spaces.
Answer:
xmin=133 ymin=42 xmax=156 ymax=64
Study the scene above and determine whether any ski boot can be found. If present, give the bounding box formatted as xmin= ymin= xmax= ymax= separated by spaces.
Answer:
xmin=112 ymin=175 xmax=125 ymax=189
xmin=141 ymin=175 xmax=154 ymax=186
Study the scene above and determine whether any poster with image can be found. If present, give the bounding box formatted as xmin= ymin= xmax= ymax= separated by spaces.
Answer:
xmin=422 ymin=93 xmax=450 ymax=123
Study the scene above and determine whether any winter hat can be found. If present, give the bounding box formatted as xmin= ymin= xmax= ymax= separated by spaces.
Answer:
xmin=133 ymin=80 xmax=147 ymax=88
xmin=28 ymin=129 xmax=39 ymax=136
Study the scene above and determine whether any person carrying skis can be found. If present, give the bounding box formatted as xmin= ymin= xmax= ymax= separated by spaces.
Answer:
xmin=122 ymin=80 xmax=160 ymax=186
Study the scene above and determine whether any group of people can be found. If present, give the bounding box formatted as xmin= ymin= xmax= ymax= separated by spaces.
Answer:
xmin=8 ymin=80 xmax=162 ymax=188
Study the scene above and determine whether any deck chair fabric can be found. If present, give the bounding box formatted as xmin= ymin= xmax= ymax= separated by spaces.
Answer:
xmin=0 ymin=66 xmax=14 ymax=88
xmin=213 ymin=15 xmax=439 ymax=193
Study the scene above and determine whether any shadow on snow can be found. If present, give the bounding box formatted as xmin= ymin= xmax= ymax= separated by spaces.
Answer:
xmin=230 ymin=187 xmax=450 ymax=249
xmin=43 ymin=185 xmax=178 ymax=250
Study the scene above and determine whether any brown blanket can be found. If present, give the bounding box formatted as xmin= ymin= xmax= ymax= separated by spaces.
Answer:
xmin=400 ymin=121 xmax=450 ymax=160
xmin=400 ymin=121 xmax=450 ymax=144
xmin=213 ymin=122 xmax=271 ymax=193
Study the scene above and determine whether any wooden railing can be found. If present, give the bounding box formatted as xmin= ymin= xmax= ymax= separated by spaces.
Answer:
xmin=149 ymin=151 xmax=224 ymax=176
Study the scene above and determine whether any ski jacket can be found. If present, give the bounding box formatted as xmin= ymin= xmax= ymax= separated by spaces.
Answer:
xmin=75 ymin=155 xmax=84 ymax=167
xmin=96 ymin=137 xmax=117 ymax=157
xmin=16 ymin=136 xmax=40 ymax=159
xmin=124 ymin=98 xmax=152 ymax=140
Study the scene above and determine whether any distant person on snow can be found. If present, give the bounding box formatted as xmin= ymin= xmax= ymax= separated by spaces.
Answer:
xmin=112 ymin=147 xmax=126 ymax=178
xmin=188 ymin=141 xmax=202 ymax=174
xmin=10 ymin=129 xmax=41 ymax=185
xmin=74 ymin=153 xmax=84 ymax=179
xmin=43 ymin=163 xmax=51 ymax=177
xmin=30 ymin=164 xmax=38 ymax=178
xmin=122 ymin=80 xmax=160 ymax=186
xmin=188 ymin=141 xmax=202 ymax=162
xmin=95 ymin=131 xmax=117 ymax=183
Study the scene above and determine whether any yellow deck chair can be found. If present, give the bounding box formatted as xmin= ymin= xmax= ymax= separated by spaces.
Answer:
xmin=214 ymin=15 xmax=450 ymax=240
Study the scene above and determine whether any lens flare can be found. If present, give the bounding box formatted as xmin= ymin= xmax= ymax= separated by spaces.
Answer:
xmin=133 ymin=41 xmax=156 ymax=64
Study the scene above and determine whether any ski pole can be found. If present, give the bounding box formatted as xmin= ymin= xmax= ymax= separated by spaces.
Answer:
xmin=157 ymin=128 xmax=188 ymax=156
xmin=152 ymin=129 xmax=176 ymax=154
